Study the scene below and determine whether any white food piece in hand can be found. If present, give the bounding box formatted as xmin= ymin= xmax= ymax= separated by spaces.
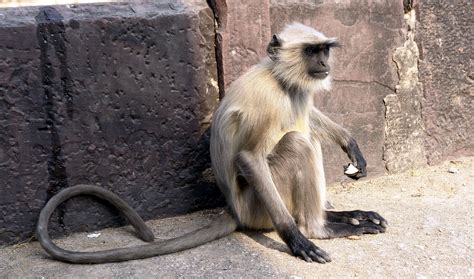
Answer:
xmin=344 ymin=163 xmax=359 ymax=175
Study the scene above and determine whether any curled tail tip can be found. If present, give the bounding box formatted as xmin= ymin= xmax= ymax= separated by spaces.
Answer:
xmin=139 ymin=228 xmax=155 ymax=242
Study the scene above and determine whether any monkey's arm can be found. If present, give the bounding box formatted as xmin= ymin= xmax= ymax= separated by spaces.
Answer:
xmin=309 ymin=107 xmax=367 ymax=178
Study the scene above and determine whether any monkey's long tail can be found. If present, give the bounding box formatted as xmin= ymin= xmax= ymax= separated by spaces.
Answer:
xmin=36 ymin=184 xmax=237 ymax=264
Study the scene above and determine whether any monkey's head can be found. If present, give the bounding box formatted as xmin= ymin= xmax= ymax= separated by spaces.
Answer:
xmin=267 ymin=23 xmax=340 ymax=93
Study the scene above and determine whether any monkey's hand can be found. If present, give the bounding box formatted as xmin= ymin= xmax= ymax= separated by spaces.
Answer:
xmin=342 ymin=138 xmax=367 ymax=179
xmin=287 ymin=230 xmax=332 ymax=263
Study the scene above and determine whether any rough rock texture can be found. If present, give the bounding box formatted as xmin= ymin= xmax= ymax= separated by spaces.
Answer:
xmin=383 ymin=9 xmax=427 ymax=173
xmin=208 ymin=0 xmax=271 ymax=96
xmin=417 ymin=0 xmax=474 ymax=164
xmin=270 ymin=0 xmax=405 ymax=182
xmin=0 ymin=1 xmax=224 ymax=245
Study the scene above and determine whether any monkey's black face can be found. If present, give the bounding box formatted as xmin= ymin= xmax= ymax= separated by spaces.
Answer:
xmin=303 ymin=43 xmax=336 ymax=79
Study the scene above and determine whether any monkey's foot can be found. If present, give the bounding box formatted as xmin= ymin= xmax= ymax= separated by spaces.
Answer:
xmin=325 ymin=210 xmax=388 ymax=228
xmin=324 ymin=220 xmax=385 ymax=238
xmin=286 ymin=230 xmax=332 ymax=263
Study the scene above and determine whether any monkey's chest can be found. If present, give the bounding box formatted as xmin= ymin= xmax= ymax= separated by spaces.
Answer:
xmin=275 ymin=116 xmax=311 ymax=141
xmin=290 ymin=117 xmax=310 ymax=134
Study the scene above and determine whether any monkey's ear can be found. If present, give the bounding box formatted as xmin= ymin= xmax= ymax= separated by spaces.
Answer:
xmin=267 ymin=34 xmax=282 ymax=61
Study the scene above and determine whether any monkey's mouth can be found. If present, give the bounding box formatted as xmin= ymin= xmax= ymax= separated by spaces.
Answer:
xmin=309 ymin=71 xmax=329 ymax=79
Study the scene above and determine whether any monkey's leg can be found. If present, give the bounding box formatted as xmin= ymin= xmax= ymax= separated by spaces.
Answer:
xmin=235 ymin=150 xmax=331 ymax=263
xmin=310 ymin=138 xmax=386 ymax=239
xmin=269 ymin=132 xmax=327 ymax=239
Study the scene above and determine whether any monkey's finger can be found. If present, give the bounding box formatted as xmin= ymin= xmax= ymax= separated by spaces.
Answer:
xmin=312 ymin=248 xmax=332 ymax=263
xmin=308 ymin=250 xmax=328 ymax=264
xmin=299 ymin=251 xmax=312 ymax=262
xmin=354 ymin=170 xmax=367 ymax=179
xmin=346 ymin=170 xmax=366 ymax=180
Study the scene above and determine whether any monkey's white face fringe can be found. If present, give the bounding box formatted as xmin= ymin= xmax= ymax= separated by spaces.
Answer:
xmin=271 ymin=23 xmax=335 ymax=94
xmin=311 ymin=75 xmax=332 ymax=93
xmin=271 ymin=52 xmax=333 ymax=94
xmin=279 ymin=22 xmax=336 ymax=47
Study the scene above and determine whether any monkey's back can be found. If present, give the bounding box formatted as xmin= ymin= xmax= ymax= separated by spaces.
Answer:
xmin=210 ymin=60 xmax=309 ymax=225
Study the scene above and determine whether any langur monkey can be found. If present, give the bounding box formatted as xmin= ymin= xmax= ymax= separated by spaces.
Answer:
xmin=37 ymin=23 xmax=387 ymax=264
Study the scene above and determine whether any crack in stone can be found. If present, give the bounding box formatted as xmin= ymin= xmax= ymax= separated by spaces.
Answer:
xmin=332 ymin=79 xmax=395 ymax=92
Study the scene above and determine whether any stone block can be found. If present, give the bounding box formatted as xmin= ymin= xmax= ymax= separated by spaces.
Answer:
xmin=0 ymin=1 xmax=223 ymax=245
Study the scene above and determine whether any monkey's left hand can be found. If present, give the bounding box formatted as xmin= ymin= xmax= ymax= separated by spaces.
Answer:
xmin=342 ymin=138 xmax=367 ymax=179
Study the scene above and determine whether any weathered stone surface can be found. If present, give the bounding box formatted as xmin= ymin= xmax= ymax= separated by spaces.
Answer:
xmin=417 ymin=0 xmax=474 ymax=164
xmin=209 ymin=0 xmax=271 ymax=95
xmin=0 ymin=1 xmax=223 ymax=245
xmin=0 ymin=22 xmax=46 ymax=245
xmin=271 ymin=0 xmax=405 ymax=182
xmin=383 ymin=9 xmax=427 ymax=173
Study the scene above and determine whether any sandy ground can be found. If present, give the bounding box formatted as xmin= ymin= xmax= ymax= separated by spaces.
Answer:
xmin=1 ymin=157 xmax=473 ymax=278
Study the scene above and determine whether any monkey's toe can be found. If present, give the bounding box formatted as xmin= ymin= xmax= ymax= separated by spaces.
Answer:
xmin=358 ymin=211 xmax=388 ymax=228
xmin=356 ymin=220 xmax=386 ymax=234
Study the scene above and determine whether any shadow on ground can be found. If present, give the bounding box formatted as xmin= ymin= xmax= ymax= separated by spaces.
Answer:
xmin=1 ymin=157 xmax=472 ymax=278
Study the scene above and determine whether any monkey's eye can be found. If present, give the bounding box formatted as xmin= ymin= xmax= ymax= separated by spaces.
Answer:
xmin=323 ymin=46 xmax=330 ymax=56
xmin=303 ymin=44 xmax=330 ymax=57
xmin=303 ymin=45 xmax=318 ymax=56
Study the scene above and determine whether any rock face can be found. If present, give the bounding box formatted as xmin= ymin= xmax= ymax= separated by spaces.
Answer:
xmin=208 ymin=0 xmax=271 ymax=97
xmin=0 ymin=1 xmax=224 ymax=245
xmin=417 ymin=0 xmax=474 ymax=164
xmin=383 ymin=9 xmax=427 ymax=173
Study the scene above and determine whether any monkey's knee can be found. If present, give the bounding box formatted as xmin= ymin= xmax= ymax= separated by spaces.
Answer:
xmin=270 ymin=132 xmax=315 ymax=167
xmin=281 ymin=132 xmax=313 ymax=154
xmin=280 ymin=131 xmax=309 ymax=144
xmin=235 ymin=151 xmax=255 ymax=176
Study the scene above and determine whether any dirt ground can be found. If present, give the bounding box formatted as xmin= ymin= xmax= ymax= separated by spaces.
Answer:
xmin=1 ymin=157 xmax=473 ymax=278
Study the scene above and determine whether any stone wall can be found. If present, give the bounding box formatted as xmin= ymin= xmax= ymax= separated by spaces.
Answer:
xmin=0 ymin=0 xmax=472 ymax=245
xmin=416 ymin=0 xmax=473 ymax=164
